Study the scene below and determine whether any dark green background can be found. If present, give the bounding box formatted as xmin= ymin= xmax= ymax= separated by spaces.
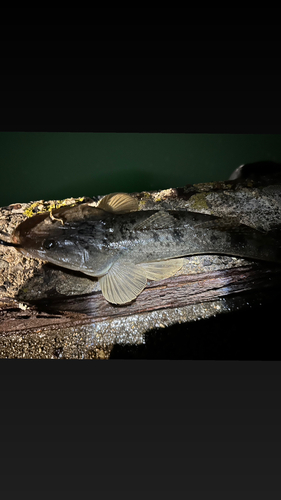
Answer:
xmin=0 ymin=133 xmax=281 ymax=206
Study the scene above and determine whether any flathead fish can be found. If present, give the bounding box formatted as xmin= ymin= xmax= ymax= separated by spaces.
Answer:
xmin=5 ymin=193 xmax=281 ymax=304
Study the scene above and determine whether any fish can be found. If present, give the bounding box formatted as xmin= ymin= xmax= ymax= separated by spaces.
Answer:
xmin=3 ymin=192 xmax=281 ymax=305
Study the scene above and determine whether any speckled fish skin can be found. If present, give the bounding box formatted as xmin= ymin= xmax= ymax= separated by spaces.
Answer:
xmin=13 ymin=202 xmax=281 ymax=275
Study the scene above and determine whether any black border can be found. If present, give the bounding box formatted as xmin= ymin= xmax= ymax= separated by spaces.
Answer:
xmin=1 ymin=105 xmax=280 ymax=133
xmin=1 ymin=91 xmax=281 ymax=493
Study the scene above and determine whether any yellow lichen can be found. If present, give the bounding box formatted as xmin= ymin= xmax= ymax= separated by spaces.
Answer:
xmin=138 ymin=199 xmax=147 ymax=208
xmin=24 ymin=202 xmax=43 ymax=218
xmin=189 ymin=192 xmax=210 ymax=212
xmin=24 ymin=197 xmax=86 ymax=218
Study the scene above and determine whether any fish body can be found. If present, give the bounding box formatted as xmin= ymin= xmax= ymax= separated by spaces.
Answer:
xmin=11 ymin=193 xmax=281 ymax=304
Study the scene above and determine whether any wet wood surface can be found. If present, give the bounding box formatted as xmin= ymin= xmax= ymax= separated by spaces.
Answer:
xmin=1 ymin=263 xmax=280 ymax=335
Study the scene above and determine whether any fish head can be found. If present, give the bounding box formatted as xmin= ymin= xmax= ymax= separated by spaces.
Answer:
xmin=12 ymin=204 xmax=116 ymax=276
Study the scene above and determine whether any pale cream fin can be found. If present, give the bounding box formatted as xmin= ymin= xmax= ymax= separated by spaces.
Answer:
xmin=133 ymin=211 xmax=176 ymax=231
xmin=98 ymin=261 xmax=147 ymax=304
xmin=137 ymin=258 xmax=184 ymax=280
xmin=97 ymin=193 xmax=138 ymax=214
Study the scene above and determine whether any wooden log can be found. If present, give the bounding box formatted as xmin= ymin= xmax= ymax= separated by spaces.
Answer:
xmin=1 ymin=171 xmax=281 ymax=358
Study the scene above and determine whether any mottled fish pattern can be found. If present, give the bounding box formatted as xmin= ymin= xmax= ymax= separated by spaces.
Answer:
xmin=10 ymin=193 xmax=281 ymax=304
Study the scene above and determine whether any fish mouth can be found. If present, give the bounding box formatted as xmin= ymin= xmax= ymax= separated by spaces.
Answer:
xmin=0 ymin=238 xmax=21 ymax=248
xmin=12 ymin=212 xmax=51 ymax=248
xmin=12 ymin=232 xmax=21 ymax=245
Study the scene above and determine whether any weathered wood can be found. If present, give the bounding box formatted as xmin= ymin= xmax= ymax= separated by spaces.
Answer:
xmin=28 ymin=263 xmax=281 ymax=318
xmin=0 ymin=262 xmax=280 ymax=335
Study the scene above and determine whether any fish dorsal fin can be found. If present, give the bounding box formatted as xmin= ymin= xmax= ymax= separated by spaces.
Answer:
xmin=98 ymin=261 xmax=147 ymax=304
xmin=137 ymin=258 xmax=184 ymax=280
xmin=97 ymin=193 xmax=138 ymax=214
xmin=134 ymin=210 xmax=176 ymax=231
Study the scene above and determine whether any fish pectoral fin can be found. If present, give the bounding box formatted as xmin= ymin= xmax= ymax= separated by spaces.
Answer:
xmin=98 ymin=261 xmax=147 ymax=305
xmin=133 ymin=211 xmax=176 ymax=231
xmin=97 ymin=193 xmax=138 ymax=214
xmin=137 ymin=258 xmax=184 ymax=280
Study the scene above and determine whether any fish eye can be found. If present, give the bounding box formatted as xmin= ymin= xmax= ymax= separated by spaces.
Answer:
xmin=43 ymin=239 xmax=56 ymax=249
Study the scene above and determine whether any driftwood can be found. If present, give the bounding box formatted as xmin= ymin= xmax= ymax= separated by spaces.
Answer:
xmin=1 ymin=263 xmax=280 ymax=333
xmin=1 ymin=164 xmax=281 ymax=359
